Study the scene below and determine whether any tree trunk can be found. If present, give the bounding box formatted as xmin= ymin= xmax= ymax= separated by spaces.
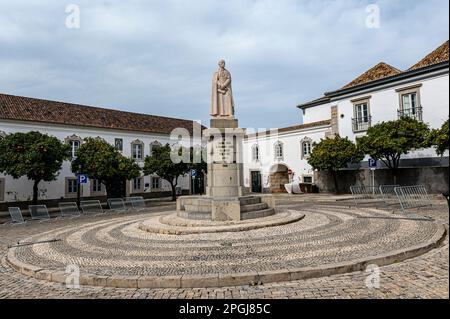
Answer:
xmin=32 ymin=179 xmax=40 ymax=205
xmin=169 ymin=182 xmax=176 ymax=201
xmin=392 ymin=168 xmax=398 ymax=185
xmin=331 ymin=170 xmax=339 ymax=194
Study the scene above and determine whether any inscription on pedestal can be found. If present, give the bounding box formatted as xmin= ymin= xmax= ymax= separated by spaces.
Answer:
xmin=214 ymin=139 xmax=234 ymax=163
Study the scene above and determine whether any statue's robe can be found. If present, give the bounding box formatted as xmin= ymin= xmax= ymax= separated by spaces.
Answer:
xmin=211 ymin=68 xmax=235 ymax=117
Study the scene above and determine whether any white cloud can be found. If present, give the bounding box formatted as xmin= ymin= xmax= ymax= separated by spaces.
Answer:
xmin=0 ymin=0 xmax=448 ymax=129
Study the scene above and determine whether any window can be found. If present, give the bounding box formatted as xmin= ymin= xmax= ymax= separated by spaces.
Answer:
xmin=131 ymin=140 xmax=144 ymax=160
xmin=274 ymin=142 xmax=283 ymax=160
xmin=397 ymin=84 xmax=422 ymax=121
xmin=251 ymin=144 xmax=260 ymax=162
xmin=152 ymin=177 xmax=161 ymax=189
xmin=150 ymin=141 xmax=162 ymax=156
xmin=65 ymin=135 xmax=82 ymax=158
xmin=401 ymin=93 xmax=420 ymax=119
xmin=303 ymin=176 xmax=313 ymax=184
xmin=91 ymin=179 xmax=103 ymax=195
xmin=303 ymin=142 xmax=311 ymax=156
xmin=133 ymin=177 xmax=144 ymax=193
xmin=115 ymin=138 xmax=123 ymax=152
xmin=65 ymin=178 xmax=78 ymax=198
xmin=351 ymin=97 xmax=371 ymax=132
xmin=301 ymin=137 xmax=313 ymax=159
xmin=0 ymin=178 xmax=5 ymax=202
xmin=70 ymin=140 xmax=80 ymax=158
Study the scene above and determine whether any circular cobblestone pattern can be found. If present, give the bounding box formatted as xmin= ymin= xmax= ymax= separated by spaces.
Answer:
xmin=6 ymin=205 xmax=445 ymax=289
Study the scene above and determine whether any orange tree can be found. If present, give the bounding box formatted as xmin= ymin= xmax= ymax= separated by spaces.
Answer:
xmin=0 ymin=131 xmax=71 ymax=204
xmin=143 ymin=144 xmax=191 ymax=201
xmin=357 ymin=117 xmax=430 ymax=184
xmin=71 ymin=137 xmax=141 ymax=198
xmin=308 ymin=135 xmax=364 ymax=193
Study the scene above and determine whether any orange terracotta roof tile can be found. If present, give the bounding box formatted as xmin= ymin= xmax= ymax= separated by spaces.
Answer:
xmin=409 ymin=40 xmax=449 ymax=70
xmin=0 ymin=93 xmax=199 ymax=135
xmin=342 ymin=62 xmax=402 ymax=89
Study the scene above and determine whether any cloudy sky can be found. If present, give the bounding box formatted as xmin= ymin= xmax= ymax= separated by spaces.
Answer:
xmin=0 ymin=0 xmax=448 ymax=129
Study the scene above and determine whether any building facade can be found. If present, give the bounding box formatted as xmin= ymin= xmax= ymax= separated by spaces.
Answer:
xmin=0 ymin=94 xmax=200 ymax=204
xmin=243 ymin=40 xmax=449 ymax=193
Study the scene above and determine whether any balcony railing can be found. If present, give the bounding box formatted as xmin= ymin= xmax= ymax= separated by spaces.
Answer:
xmin=398 ymin=106 xmax=423 ymax=121
xmin=352 ymin=116 xmax=371 ymax=132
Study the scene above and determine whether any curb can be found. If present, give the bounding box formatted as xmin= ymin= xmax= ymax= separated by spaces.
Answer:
xmin=138 ymin=213 xmax=305 ymax=235
xmin=6 ymin=223 xmax=446 ymax=289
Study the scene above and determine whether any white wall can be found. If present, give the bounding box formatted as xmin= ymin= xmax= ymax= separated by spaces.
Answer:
xmin=336 ymin=72 xmax=449 ymax=159
xmin=301 ymin=102 xmax=331 ymax=124
xmin=0 ymin=120 xmax=196 ymax=202
xmin=243 ymin=125 xmax=330 ymax=189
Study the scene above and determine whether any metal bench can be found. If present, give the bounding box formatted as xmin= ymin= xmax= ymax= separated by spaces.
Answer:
xmin=80 ymin=200 xmax=104 ymax=215
xmin=107 ymin=198 xmax=128 ymax=213
xmin=29 ymin=205 xmax=51 ymax=221
xmin=58 ymin=202 xmax=81 ymax=218
xmin=126 ymin=196 xmax=147 ymax=211
xmin=8 ymin=207 xmax=26 ymax=225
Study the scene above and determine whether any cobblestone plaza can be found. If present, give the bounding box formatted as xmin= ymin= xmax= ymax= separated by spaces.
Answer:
xmin=0 ymin=196 xmax=448 ymax=299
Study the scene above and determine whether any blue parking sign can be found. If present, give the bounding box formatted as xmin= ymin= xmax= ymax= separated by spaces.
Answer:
xmin=368 ymin=158 xmax=377 ymax=168
xmin=77 ymin=174 xmax=88 ymax=184
xmin=191 ymin=169 xmax=197 ymax=178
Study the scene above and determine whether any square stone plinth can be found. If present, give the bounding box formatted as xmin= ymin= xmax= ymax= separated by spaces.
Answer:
xmin=211 ymin=199 xmax=241 ymax=221
xmin=210 ymin=118 xmax=238 ymax=129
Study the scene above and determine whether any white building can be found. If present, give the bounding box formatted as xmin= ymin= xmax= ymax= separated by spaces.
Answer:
xmin=243 ymin=40 xmax=449 ymax=193
xmin=0 ymin=94 xmax=200 ymax=204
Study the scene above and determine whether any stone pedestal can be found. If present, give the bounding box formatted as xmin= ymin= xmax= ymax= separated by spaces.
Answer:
xmin=204 ymin=118 xmax=246 ymax=199
xmin=176 ymin=117 xmax=276 ymax=221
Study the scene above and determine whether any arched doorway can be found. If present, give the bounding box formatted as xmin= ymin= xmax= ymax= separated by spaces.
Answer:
xmin=269 ymin=164 xmax=289 ymax=193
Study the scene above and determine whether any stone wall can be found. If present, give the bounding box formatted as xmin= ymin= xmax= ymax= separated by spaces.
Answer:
xmin=269 ymin=172 xmax=289 ymax=193
xmin=314 ymin=166 xmax=449 ymax=194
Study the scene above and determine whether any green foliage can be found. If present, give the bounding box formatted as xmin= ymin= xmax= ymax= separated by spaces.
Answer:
xmin=144 ymin=144 xmax=192 ymax=200
xmin=72 ymin=137 xmax=141 ymax=197
xmin=0 ymin=131 xmax=71 ymax=203
xmin=357 ymin=117 xmax=430 ymax=170
xmin=308 ymin=135 xmax=363 ymax=172
xmin=427 ymin=119 xmax=449 ymax=156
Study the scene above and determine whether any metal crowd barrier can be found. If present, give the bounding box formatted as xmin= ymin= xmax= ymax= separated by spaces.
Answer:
xmin=394 ymin=185 xmax=432 ymax=211
xmin=350 ymin=186 xmax=385 ymax=207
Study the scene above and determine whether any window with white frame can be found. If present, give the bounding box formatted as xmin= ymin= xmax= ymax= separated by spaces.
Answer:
xmin=65 ymin=135 xmax=82 ymax=158
xmin=397 ymin=84 xmax=422 ymax=121
xmin=251 ymin=144 xmax=260 ymax=162
xmin=351 ymin=98 xmax=371 ymax=132
xmin=152 ymin=177 xmax=161 ymax=189
xmin=300 ymin=137 xmax=312 ymax=159
xmin=133 ymin=177 xmax=144 ymax=193
xmin=131 ymin=140 xmax=144 ymax=160
xmin=401 ymin=92 xmax=420 ymax=118
xmin=65 ymin=178 xmax=78 ymax=197
xmin=274 ymin=142 xmax=283 ymax=160
xmin=92 ymin=179 xmax=102 ymax=193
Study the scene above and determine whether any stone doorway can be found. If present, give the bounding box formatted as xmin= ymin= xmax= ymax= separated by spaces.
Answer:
xmin=269 ymin=164 xmax=289 ymax=193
